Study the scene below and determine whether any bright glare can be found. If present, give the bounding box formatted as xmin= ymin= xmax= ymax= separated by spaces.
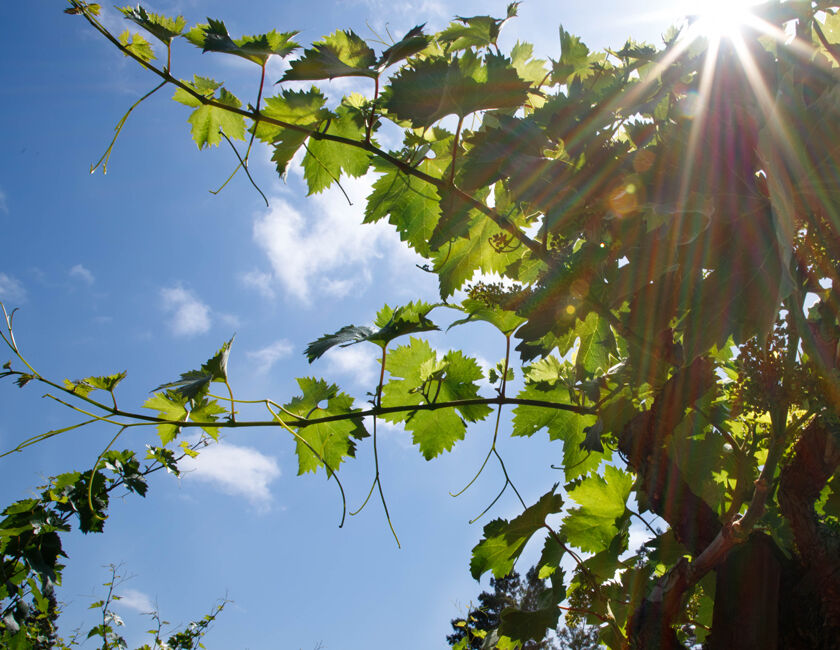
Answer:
xmin=688 ymin=0 xmax=763 ymax=39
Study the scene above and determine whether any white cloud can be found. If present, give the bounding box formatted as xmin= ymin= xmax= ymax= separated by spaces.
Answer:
xmin=115 ymin=588 xmax=154 ymax=614
xmin=323 ymin=345 xmax=379 ymax=387
xmin=252 ymin=173 xmax=421 ymax=303
xmin=246 ymin=339 xmax=294 ymax=374
xmin=69 ymin=263 xmax=95 ymax=285
xmin=0 ymin=273 xmax=25 ymax=303
xmin=240 ymin=270 xmax=275 ymax=299
xmin=0 ymin=189 xmax=8 ymax=214
xmin=179 ymin=438 xmax=281 ymax=508
xmin=160 ymin=286 xmax=211 ymax=337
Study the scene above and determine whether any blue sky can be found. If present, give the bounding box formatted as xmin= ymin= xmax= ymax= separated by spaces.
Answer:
xmin=2 ymin=1 xmax=689 ymax=648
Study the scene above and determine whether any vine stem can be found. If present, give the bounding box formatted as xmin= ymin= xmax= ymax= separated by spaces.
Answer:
xmin=70 ymin=6 xmax=545 ymax=261
xmin=351 ymin=347 xmax=400 ymax=547
xmin=452 ymin=335 xmax=512 ymax=505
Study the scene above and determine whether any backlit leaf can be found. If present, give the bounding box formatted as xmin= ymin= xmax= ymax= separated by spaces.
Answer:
xmin=470 ymin=486 xmax=563 ymax=579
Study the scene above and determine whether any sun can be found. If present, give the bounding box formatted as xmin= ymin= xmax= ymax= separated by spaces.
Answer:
xmin=685 ymin=0 xmax=765 ymax=40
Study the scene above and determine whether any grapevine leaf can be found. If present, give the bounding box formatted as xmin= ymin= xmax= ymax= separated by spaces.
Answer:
xmin=281 ymin=29 xmax=377 ymax=81
xmin=381 ymin=338 xmax=489 ymax=457
xmin=143 ymin=392 xmax=188 ymax=445
xmin=551 ymin=26 xmax=599 ymax=84
xmin=459 ymin=115 xmax=549 ymax=192
xmin=470 ymin=486 xmax=563 ymax=579
xmin=305 ymin=302 xmax=438 ymax=362
xmin=282 ymin=378 xmax=367 ymax=475
xmin=184 ymin=19 xmax=298 ymax=64
xmin=404 ymin=408 xmax=466 ymax=460
xmin=119 ymin=6 xmax=185 ymax=44
xmin=118 ymin=30 xmax=156 ymax=62
xmin=172 ymin=77 xmax=245 ymax=148
xmin=152 ymin=336 xmax=234 ymax=400
xmin=447 ymin=298 xmax=525 ymax=335
xmin=63 ymin=372 xmax=127 ymax=397
xmin=189 ymin=398 xmax=227 ymax=440
xmin=302 ymin=104 xmax=370 ymax=194
xmin=561 ymin=466 xmax=633 ymax=553
xmin=305 ymin=325 xmax=377 ymax=362
xmin=510 ymin=41 xmax=548 ymax=85
xmin=383 ymin=51 xmax=531 ymax=128
xmin=253 ymin=88 xmax=329 ymax=146
xmin=364 ymin=165 xmax=441 ymax=257
xmin=378 ymin=25 xmax=430 ymax=68
xmin=438 ymin=3 xmax=519 ymax=52
xmin=434 ymin=210 xmax=525 ymax=298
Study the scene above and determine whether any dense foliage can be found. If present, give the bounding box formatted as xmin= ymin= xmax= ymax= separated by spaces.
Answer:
xmin=448 ymin=567 xmax=599 ymax=649
xmin=4 ymin=0 xmax=840 ymax=647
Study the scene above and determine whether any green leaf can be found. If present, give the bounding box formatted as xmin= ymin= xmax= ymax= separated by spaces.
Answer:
xmin=510 ymin=41 xmax=548 ymax=86
xmin=378 ymin=25 xmax=430 ymax=68
xmin=172 ymin=76 xmax=245 ymax=149
xmin=433 ymin=209 xmax=525 ymax=298
xmin=189 ymin=398 xmax=227 ymax=440
xmin=380 ymin=338 xmax=489 ymax=458
xmin=551 ymin=26 xmax=601 ymax=84
xmin=448 ymin=297 xmax=525 ymax=335
xmin=281 ymin=29 xmax=377 ymax=81
xmin=282 ymin=378 xmax=367 ymax=475
xmin=305 ymin=301 xmax=438 ymax=362
xmin=119 ymin=30 xmax=156 ymax=62
xmin=470 ymin=486 xmax=563 ymax=579
xmin=383 ymin=51 xmax=531 ymax=128
xmin=185 ymin=19 xmax=298 ymax=64
xmin=143 ymin=392 xmax=188 ymax=445
xmin=302 ymin=104 xmax=370 ymax=194
xmin=305 ymin=325 xmax=376 ymax=362
xmin=63 ymin=371 xmax=127 ymax=397
xmin=153 ymin=336 xmax=234 ymax=400
xmin=459 ymin=115 xmax=548 ymax=192
xmin=364 ymin=165 xmax=441 ymax=257
xmin=561 ymin=466 xmax=633 ymax=553
xmin=119 ymin=6 xmax=185 ymax=44
xmin=438 ymin=4 xmax=518 ymax=52
xmin=253 ymin=88 xmax=329 ymax=145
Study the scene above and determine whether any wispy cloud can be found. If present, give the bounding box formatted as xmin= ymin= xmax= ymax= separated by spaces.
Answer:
xmin=115 ymin=588 xmax=155 ymax=614
xmin=69 ymin=263 xmax=95 ymax=285
xmin=179 ymin=438 xmax=281 ymax=509
xmin=0 ymin=273 xmax=26 ymax=303
xmin=246 ymin=339 xmax=294 ymax=374
xmin=0 ymin=188 xmax=8 ymax=214
xmin=251 ymin=174 xmax=422 ymax=303
xmin=240 ymin=270 xmax=275 ymax=299
xmin=160 ymin=285 xmax=211 ymax=336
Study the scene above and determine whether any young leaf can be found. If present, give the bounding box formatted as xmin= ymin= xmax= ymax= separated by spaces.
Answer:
xmin=561 ymin=466 xmax=633 ymax=553
xmin=153 ymin=336 xmax=235 ymax=400
xmin=281 ymin=29 xmax=377 ymax=81
xmin=378 ymin=25 xmax=430 ymax=69
xmin=282 ymin=378 xmax=367 ymax=475
xmin=364 ymin=165 xmax=441 ymax=257
xmin=118 ymin=30 xmax=156 ymax=62
xmin=143 ymin=392 xmax=188 ymax=445
xmin=172 ymin=77 xmax=245 ymax=149
xmin=305 ymin=301 xmax=439 ymax=362
xmin=184 ymin=19 xmax=299 ymax=64
xmin=383 ymin=52 xmax=531 ymax=128
xmin=302 ymin=104 xmax=370 ymax=194
xmin=470 ymin=486 xmax=563 ymax=579
xmin=119 ymin=6 xmax=185 ymax=44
